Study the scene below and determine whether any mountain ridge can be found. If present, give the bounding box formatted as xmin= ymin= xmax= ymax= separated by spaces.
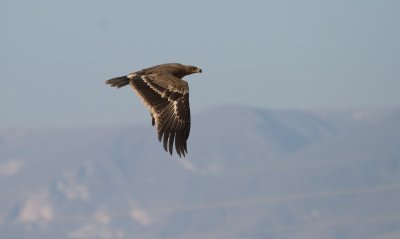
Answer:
xmin=1 ymin=106 xmax=400 ymax=239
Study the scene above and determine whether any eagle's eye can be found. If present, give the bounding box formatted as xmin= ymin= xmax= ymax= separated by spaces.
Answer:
xmin=192 ymin=67 xmax=197 ymax=71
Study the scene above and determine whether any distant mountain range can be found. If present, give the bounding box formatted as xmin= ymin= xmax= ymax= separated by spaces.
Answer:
xmin=1 ymin=106 xmax=400 ymax=239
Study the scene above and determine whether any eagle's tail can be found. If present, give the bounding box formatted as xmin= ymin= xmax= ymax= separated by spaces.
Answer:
xmin=105 ymin=76 xmax=130 ymax=88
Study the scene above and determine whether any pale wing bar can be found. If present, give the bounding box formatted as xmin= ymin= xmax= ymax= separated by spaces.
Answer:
xmin=130 ymin=75 xmax=191 ymax=157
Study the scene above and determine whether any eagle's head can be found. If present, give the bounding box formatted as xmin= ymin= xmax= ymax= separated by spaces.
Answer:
xmin=168 ymin=63 xmax=202 ymax=78
xmin=187 ymin=65 xmax=202 ymax=74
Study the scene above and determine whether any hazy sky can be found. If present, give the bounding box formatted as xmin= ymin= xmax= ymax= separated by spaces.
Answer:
xmin=1 ymin=0 xmax=399 ymax=128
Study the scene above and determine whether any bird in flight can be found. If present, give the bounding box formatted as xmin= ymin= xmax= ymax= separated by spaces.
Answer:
xmin=106 ymin=63 xmax=202 ymax=157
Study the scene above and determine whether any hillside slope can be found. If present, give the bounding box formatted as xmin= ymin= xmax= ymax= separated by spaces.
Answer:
xmin=0 ymin=106 xmax=399 ymax=239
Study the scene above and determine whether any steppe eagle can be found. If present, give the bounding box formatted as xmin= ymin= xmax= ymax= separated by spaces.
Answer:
xmin=106 ymin=63 xmax=202 ymax=157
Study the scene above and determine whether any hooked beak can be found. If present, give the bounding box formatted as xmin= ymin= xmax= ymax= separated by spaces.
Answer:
xmin=197 ymin=68 xmax=202 ymax=73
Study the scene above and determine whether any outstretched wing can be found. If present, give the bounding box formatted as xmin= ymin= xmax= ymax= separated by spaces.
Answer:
xmin=129 ymin=74 xmax=191 ymax=157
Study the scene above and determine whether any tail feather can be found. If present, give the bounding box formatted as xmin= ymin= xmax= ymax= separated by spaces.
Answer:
xmin=105 ymin=76 xmax=130 ymax=88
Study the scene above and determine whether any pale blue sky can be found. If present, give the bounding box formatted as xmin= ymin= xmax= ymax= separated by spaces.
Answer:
xmin=1 ymin=0 xmax=399 ymax=128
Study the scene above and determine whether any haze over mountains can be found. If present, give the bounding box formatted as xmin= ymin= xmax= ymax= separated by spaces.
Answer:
xmin=1 ymin=106 xmax=400 ymax=239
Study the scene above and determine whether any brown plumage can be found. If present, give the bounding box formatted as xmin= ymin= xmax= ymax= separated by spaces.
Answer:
xmin=106 ymin=63 xmax=202 ymax=157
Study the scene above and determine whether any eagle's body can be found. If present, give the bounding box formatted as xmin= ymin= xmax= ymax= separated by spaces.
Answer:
xmin=106 ymin=63 xmax=202 ymax=157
